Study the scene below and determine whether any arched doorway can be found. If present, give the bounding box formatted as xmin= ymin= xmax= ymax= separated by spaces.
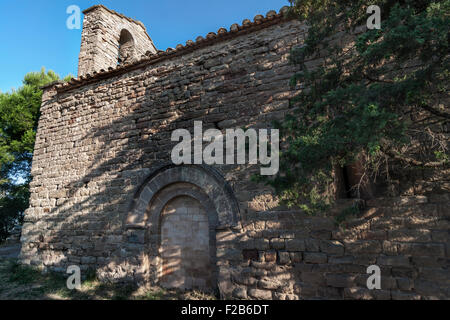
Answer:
xmin=125 ymin=165 xmax=240 ymax=292
xmin=160 ymin=196 xmax=212 ymax=290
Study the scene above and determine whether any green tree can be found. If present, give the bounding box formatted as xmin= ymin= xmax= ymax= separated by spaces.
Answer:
xmin=263 ymin=1 xmax=449 ymax=214
xmin=0 ymin=68 xmax=62 ymax=242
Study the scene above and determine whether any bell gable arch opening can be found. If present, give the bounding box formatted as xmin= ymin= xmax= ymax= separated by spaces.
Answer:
xmin=118 ymin=29 xmax=136 ymax=65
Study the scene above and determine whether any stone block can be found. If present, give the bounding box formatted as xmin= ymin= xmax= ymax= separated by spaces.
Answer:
xmin=218 ymin=268 xmax=233 ymax=299
xmin=388 ymin=229 xmax=431 ymax=242
xmin=285 ymin=239 xmax=305 ymax=252
xmin=397 ymin=277 xmax=413 ymax=291
xmin=377 ymin=255 xmax=410 ymax=267
xmin=290 ymin=252 xmax=302 ymax=263
xmin=270 ymin=238 xmax=285 ymax=250
xmin=81 ymin=256 xmax=96 ymax=264
xmin=382 ymin=241 xmax=398 ymax=255
xmin=304 ymin=252 xmax=327 ymax=264
xmin=258 ymin=278 xmax=282 ymax=290
xmin=398 ymin=243 xmax=445 ymax=257
xmin=326 ymin=274 xmax=357 ymax=288
xmin=344 ymin=240 xmax=382 ymax=254
xmin=344 ymin=287 xmax=372 ymax=300
xmin=232 ymin=287 xmax=248 ymax=299
xmin=391 ymin=291 xmax=421 ymax=300
xmin=278 ymin=251 xmax=291 ymax=265
xmin=414 ymin=280 xmax=440 ymax=297
xmin=301 ymin=272 xmax=325 ymax=285
xmin=329 ymin=256 xmax=354 ymax=264
xmin=242 ymin=249 xmax=259 ymax=261
xmin=126 ymin=230 xmax=145 ymax=244
xmin=248 ymin=288 xmax=273 ymax=300
xmin=265 ymin=251 xmax=277 ymax=263
xmin=254 ymin=239 xmax=270 ymax=250
xmin=320 ymin=240 xmax=344 ymax=255
xmin=371 ymin=290 xmax=392 ymax=300
xmin=305 ymin=239 xmax=320 ymax=252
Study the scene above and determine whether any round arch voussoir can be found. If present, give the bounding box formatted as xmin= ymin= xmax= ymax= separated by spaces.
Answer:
xmin=125 ymin=165 xmax=240 ymax=230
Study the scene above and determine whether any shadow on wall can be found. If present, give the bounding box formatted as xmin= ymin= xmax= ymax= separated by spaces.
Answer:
xmin=19 ymin=64 xmax=276 ymax=295
xmin=19 ymin=54 xmax=450 ymax=300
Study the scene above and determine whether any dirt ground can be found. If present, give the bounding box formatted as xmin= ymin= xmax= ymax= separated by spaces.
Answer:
xmin=0 ymin=244 xmax=217 ymax=300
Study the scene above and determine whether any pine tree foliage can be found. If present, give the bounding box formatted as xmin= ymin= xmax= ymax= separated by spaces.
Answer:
xmin=263 ymin=1 xmax=449 ymax=213
xmin=0 ymin=68 xmax=61 ymax=241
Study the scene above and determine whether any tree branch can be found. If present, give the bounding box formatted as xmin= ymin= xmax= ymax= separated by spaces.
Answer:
xmin=381 ymin=147 xmax=447 ymax=168
xmin=418 ymin=104 xmax=450 ymax=119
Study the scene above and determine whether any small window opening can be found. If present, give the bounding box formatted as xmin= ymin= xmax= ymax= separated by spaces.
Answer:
xmin=118 ymin=29 xmax=135 ymax=65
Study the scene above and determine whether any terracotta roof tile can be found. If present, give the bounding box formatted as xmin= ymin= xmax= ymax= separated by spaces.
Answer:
xmin=50 ymin=6 xmax=294 ymax=92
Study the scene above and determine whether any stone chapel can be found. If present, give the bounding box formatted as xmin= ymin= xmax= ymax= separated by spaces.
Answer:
xmin=20 ymin=5 xmax=449 ymax=300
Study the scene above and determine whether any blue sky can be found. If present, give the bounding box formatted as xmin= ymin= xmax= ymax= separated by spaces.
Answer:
xmin=0 ymin=0 xmax=289 ymax=93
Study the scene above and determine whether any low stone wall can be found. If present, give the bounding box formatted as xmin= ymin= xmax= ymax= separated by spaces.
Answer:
xmin=218 ymin=196 xmax=449 ymax=300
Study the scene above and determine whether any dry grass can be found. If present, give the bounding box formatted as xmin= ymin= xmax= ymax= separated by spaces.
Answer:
xmin=0 ymin=258 xmax=217 ymax=300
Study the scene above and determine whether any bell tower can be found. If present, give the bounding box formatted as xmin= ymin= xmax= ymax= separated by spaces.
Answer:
xmin=77 ymin=5 xmax=157 ymax=77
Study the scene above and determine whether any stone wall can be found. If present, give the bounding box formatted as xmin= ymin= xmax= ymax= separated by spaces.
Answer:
xmin=220 ymin=196 xmax=449 ymax=300
xmin=21 ymin=15 xmax=306 ymax=286
xmin=20 ymin=7 xmax=449 ymax=300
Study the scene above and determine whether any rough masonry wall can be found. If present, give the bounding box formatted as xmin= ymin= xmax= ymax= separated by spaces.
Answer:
xmin=220 ymin=196 xmax=449 ymax=300
xmin=78 ymin=5 xmax=157 ymax=77
xmin=21 ymin=17 xmax=306 ymax=283
xmin=160 ymin=196 xmax=212 ymax=290
xmin=21 ymin=15 xmax=450 ymax=299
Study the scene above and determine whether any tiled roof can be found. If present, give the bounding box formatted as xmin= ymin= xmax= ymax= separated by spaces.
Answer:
xmin=46 ymin=6 xmax=294 ymax=93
